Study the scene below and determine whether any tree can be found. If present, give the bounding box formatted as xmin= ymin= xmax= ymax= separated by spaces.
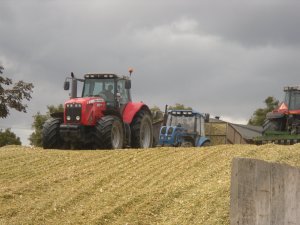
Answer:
xmin=248 ymin=96 xmax=279 ymax=126
xmin=150 ymin=104 xmax=193 ymax=123
xmin=0 ymin=128 xmax=21 ymax=147
xmin=0 ymin=66 xmax=34 ymax=118
xmin=150 ymin=105 xmax=164 ymax=123
xmin=168 ymin=103 xmax=192 ymax=110
xmin=29 ymin=104 xmax=64 ymax=146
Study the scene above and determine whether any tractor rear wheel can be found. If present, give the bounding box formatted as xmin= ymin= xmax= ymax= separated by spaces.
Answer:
xmin=42 ymin=118 xmax=63 ymax=149
xmin=95 ymin=115 xmax=124 ymax=149
xmin=131 ymin=109 xmax=153 ymax=148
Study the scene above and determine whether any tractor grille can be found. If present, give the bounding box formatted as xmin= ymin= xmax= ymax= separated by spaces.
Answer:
xmin=65 ymin=103 xmax=82 ymax=123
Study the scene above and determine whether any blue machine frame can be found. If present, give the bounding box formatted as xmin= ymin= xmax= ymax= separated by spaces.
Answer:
xmin=158 ymin=110 xmax=210 ymax=147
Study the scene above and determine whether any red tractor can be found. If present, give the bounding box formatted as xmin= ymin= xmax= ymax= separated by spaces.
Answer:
xmin=263 ymin=85 xmax=300 ymax=135
xmin=42 ymin=70 xmax=153 ymax=149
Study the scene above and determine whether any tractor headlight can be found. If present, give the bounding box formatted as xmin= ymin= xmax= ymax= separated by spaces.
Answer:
xmin=66 ymin=116 xmax=71 ymax=121
xmin=167 ymin=136 xmax=172 ymax=140
xmin=167 ymin=127 xmax=173 ymax=135
xmin=76 ymin=116 xmax=80 ymax=121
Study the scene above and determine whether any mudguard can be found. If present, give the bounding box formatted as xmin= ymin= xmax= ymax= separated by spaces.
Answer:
xmin=123 ymin=102 xmax=149 ymax=124
xmin=196 ymin=137 xmax=210 ymax=147
xmin=266 ymin=112 xmax=285 ymax=119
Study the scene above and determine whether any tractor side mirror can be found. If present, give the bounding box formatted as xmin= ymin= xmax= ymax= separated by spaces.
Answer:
xmin=125 ymin=80 xmax=131 ymax=89
xmin=64 ymin=81 xmax=70 ymax=90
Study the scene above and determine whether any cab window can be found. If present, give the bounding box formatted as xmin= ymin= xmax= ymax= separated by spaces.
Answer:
xmin=117 ymin=80 xmax=129 ymax=104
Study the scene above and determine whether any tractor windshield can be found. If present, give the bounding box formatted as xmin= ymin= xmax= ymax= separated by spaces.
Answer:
xmin=167 ymin=114 xmax=196 ymax=133
xmin=284 ymin=90 xmax=300 ymax=110
xmin=82 ymin=78 xmax=115 ymax=102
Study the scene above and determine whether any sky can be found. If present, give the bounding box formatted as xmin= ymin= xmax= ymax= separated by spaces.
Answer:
xmin=1 ymin=0 xmax=300 ymax=145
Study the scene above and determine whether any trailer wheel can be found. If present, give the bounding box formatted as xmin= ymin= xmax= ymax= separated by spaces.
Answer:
xmin=131 ymin=109 xmax=153 ymax=148
xmin=95 ymin=115 xmax=124 ymax=149
xmin=42 ymin=118 xmax=63 ymax=149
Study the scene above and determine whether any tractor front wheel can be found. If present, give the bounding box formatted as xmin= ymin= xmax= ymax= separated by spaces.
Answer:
xmin=131 ymin=109 xmax=153 ymax=148
xmin=181 ymin=141 xmax=194 ymax=147
xmin=95 ymin=115 xmax=124 ymax=149
xmin=202 ymin=141 xmax=211 ymax=147
xmin=42 ymin=118 xmax=63 ymax=149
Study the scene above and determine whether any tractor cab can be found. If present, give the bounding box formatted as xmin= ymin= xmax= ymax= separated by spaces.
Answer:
xmin=159 ymin=110 xmax=210 ymax=147
xmin=64 ymin=73 xmax=131 ymax=106
xmin=81 ymin=74 xmax=131 ymax=109
xmin=282 ymin=86 xmax=300 ymax=112
xmin=62 ymin=73 xmax=132 ymax=126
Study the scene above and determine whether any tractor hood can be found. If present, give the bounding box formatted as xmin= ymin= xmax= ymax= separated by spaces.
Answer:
xmin=266 ymin=111 xmax=285 ymax=119
xmin=158 ymin=125 xmax=185 ymax=146
xmin=65 ymin=96 xmax=105 ymax=105
xmin=64 ymin=97 xmax=106 ymax=125
xmin=160 ymin=126 xmax=186 ymax=136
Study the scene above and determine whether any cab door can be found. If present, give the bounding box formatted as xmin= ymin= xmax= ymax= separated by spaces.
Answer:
xmin=117 ymin=80 xmax=130 ymax=114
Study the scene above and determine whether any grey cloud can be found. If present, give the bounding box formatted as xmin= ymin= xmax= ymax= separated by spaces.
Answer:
xmin=1 ymin=0 xmax=299 ymax=144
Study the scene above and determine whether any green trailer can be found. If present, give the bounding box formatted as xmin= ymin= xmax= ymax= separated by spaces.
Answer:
xmin=253 ymin=131 xmax=300 ymax=145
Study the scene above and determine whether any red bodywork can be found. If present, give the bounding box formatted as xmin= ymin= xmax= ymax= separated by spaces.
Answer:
xmin=122 ymin=102 xmax=145 ymax=124
xmin=273 ymin=102 xmax=300 ymax=115
xmin=64 ymin=97 xmax=146 ymax=126
xmin=64 ymin=97 xmax=106 ymax=126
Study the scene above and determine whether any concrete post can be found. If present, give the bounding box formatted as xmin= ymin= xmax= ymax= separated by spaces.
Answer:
xmin=230 ymin=158 xmax=300 ymax=225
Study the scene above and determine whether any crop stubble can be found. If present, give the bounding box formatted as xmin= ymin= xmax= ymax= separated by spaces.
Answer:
xmin=1 ymin=144 xmax=300 ymax=225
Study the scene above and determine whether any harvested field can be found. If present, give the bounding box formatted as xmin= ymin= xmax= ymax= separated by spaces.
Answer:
xmin=1 ymin=144 xmax=300 ymax=225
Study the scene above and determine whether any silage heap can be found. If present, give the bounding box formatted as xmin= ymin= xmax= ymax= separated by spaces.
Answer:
xmin=1 ymin=144 xmax=300 ymax=225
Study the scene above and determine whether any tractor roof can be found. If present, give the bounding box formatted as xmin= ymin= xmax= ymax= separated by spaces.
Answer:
xmin=168 ymin=110 xmax=203 ymax=117
xmin=84 ymin=73 xmax=130 ymax=80
xmin=284 ymin=86 xmax=300 ymax=91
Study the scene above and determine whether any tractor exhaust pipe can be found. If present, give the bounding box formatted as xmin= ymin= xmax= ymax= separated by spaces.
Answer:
xmin=71 ymin=72 xmax=77 ymax=99
xmin=163 ymin=104 xmax=168 ymax=126
xmin=63 ymin=72 xmax=78 ymax=99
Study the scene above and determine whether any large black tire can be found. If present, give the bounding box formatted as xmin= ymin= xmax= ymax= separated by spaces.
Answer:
xmin=95 ymin=115 xmax=124 ymax=149
xmin=42 ymin=118 xmax=63 ymax=149
xmin=131 ymin=109 xmax=153 ymax=148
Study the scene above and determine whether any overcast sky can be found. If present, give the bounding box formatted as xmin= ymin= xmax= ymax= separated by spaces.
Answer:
xmin=1 ymin=0 xmax=300 ymax=145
